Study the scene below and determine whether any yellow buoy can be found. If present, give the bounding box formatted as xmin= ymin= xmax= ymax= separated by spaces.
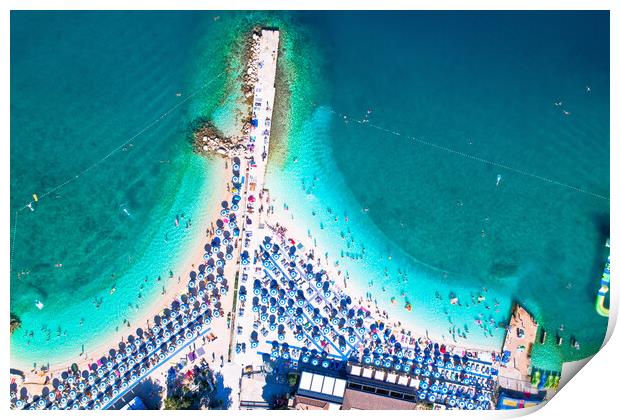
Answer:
xmin=32 ymin=194 xmax=38 ymax=202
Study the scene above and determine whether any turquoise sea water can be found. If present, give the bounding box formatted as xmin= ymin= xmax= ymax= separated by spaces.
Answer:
xmin=9 ymin=11 xmax=247 ymax=366
xmin=266 ymin=11 xmax=610 ymax=370
xmin=11 ymin=11 xmax=609 ymax=372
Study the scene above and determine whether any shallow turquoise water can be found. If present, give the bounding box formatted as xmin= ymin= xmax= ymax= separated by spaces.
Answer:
xmin=267 ymin=11 xmax=610 ymax=370
xmin=11 ymin=11 xmax=609 ymax=372
xmin=9 ymin=11 xmax=245 ymax=366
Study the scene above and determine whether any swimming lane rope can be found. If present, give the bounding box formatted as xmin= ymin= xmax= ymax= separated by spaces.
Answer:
xmin=15 ymin=71 xmax=225 ymax=213
xmin=10 ymin=211 xmax=19 ymax=272
xmin=10 ymin=72 xmax=225 ymax=273
xmin=323 ymin=107 xmax=610 ymax=202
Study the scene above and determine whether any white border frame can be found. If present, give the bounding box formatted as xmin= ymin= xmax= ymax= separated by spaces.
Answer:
xmin=2 ymin=1 xmax=617 ymax=419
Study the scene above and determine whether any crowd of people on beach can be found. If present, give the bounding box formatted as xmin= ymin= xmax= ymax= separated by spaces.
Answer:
xmin=10 ymin=157 xmax=247 ymax=410
xmin=244 ymin=229 xmax=499 ymax=409
xmin=278 ymin=181 xmax=508 ymax=347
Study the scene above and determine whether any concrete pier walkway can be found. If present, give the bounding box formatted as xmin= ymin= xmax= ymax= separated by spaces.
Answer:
xmin=228 ymin=29 xmax=280 ymax=369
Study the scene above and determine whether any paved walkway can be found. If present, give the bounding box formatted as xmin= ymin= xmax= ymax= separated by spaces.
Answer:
xmin=229 ymin=29 xmax=280 ymax=373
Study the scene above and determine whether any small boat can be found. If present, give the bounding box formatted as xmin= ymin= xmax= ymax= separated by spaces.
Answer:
xmin=175 ymin=216 xmax=179 ymax=227
xmin=32 ymin=193 xmax=39 ymax=202
xmin=496 ymin=174 xmax=502 ymax=187
xmin=570 ymin=337 xmax=580 ymax=350
xmin=27 ymin=202 xmax=34 ymax=212
xmin=556 ymin=334 xmax=563 ymax=346
xmin=35 ymin=300 xmax=44 ymax=310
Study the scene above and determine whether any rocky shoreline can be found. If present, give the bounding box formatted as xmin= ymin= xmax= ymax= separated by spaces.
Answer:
xmin=10 ymin=313 xmax=21 ymax=334
xmin=192 ymin=27 xmax=264 ymax=158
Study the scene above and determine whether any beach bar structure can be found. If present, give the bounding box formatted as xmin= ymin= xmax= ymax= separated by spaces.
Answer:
xmin=498 ymin=304 xmax=538 ymax=394
xmin=296 ymin=371 xmax=346 ymax=408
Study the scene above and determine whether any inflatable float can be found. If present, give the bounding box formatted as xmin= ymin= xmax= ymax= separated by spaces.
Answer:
xmin=595 ymin=256 xmax=610 ymax=317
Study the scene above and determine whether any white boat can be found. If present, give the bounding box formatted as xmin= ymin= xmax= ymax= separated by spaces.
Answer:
xmin=496 ymin=174 xmax=502 ymax=187
xmin=35 ymin=300 xmax=44 ymax=310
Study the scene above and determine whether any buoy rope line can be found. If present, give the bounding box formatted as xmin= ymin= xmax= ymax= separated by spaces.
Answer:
xmin=319 ymin=106 xmax=609 ymax=202
xmin=15 ymin=71 xmax=225 ymax=213
xmin=10 ymin=211 xmax=19 ymax=273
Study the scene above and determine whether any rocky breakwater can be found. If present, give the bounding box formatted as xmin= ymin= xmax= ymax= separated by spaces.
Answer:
xmin=10 ymin=313 xmax=21 ymax=334
xmin=193 ymin=121 xmax=251 ymax=158
xmin=193 ymin=28 xmax=263 ymax=159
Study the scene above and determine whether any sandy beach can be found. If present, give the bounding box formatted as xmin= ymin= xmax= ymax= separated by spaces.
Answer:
xmin=11 ymin=158 xmax=230 ymax=385
xmin=264 ymin=194 xmax=501 ymax=355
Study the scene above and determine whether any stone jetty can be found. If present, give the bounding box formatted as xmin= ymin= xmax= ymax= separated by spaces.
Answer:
xmin=193 ymin=28 xmax=268 ymax=158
